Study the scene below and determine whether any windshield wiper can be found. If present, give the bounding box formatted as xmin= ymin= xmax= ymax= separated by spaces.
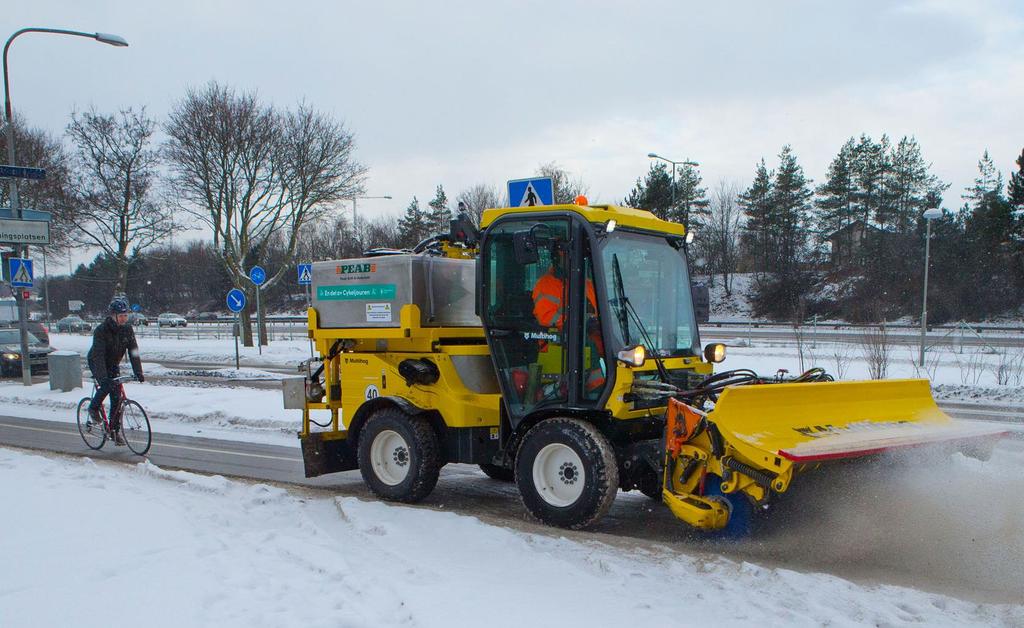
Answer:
xmin=610 ymin=254 xmax=631 ymax=344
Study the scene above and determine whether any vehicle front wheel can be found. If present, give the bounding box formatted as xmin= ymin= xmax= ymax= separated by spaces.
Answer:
xmin=357 ymin=408 xmax=441 ymax=503
xmin=515 ymin=418 xmax=619 ymax=530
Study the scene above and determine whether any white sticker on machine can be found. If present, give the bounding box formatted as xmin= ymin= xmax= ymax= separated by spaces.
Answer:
xmin=366 ymin=302 xmax=392 ymax=322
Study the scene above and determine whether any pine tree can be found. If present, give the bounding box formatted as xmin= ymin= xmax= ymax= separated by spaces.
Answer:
xmin=852 ymin=134 xmax=891 ymax=227
xmin=397 ymin=196 xmax=429 ymax=248
xmin=623 ymin=163 xmax=673 ymax=218
xmin=738 ymin=159 xmax=774 ymax=273
xmin=1009 ymin=148 xmax=1024 ymax=208
xmin=772 ymin=145 xmax=813 ymax=274
xmin=814 ymin=138 xmax=857 ymax=260
xmin=427 ymin=185 xmax=450 ymax=235
xmin=669 ymin=163 xmax=710 ymax=229
xmin=885 ymin=136 xmax=947 ymax=233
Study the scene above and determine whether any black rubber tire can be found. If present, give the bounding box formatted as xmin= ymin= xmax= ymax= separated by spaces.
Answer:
xmin=358 ymin=408 xmax=441 ymax=503
xmin=478 ymin=463 xmax=515 ymax=482
xmin=76 ymin=397 xmax=106 ymax=450
xmin=121 ymin=400 xmax=152 ymax=456
xmin=515 ymin=418 xmax=619 ymax=530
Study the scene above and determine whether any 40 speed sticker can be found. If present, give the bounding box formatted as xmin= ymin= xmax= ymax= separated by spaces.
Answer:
xmin=364 ymin=384 xmax=380 ymax=400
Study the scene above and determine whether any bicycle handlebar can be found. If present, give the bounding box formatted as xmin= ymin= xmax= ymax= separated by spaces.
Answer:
xmin=110 ymin=375 xmax=139 ymax=383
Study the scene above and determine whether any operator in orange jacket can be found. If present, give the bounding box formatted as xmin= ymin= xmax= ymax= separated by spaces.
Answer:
xmin=531 ymin=243 xmax=606 ymax=395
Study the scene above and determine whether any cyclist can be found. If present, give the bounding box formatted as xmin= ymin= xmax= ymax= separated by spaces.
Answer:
xmin=87 ymin=297 xmax=145 ymax=445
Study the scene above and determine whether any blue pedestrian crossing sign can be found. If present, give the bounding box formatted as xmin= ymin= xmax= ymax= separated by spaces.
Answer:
xmin=249 ymin=265 xmax=266 ymax=286
xmin=226 ymin=288 xmax=246 ymax=313
xmin=8 ymin=258 xmax=33 ymax=288
xmin=507 ymin=176 xmax=554 ymax=208
xmin=297 ymin=263 xmax=312 ymax=286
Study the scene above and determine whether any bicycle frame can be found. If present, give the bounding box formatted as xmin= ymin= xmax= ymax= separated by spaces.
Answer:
xmin=90 ymin=375 xmax=135 ymax=434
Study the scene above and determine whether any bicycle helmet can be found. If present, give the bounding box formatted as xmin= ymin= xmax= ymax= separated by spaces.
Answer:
xmin=109 ymin=297 xmax=130 ymax=314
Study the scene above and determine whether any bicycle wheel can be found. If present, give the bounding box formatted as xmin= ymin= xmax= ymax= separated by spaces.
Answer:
xmin=76 ymin=397 xmax=106 ymax=450
xmin=120 ymin=400 xmax=152 ymax=456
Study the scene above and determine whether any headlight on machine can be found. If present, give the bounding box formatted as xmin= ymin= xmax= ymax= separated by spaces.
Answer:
xmin=617 ymin=344 xmax=646 ymax=367
xmin=703 ymin=343 xmax=726 ymax=363
xmin=3 ymin=353 xmax=20 ymax=360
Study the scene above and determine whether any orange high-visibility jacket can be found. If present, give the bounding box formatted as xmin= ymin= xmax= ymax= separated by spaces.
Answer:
xmin=531 ymin=269 xmax=597 ymax=329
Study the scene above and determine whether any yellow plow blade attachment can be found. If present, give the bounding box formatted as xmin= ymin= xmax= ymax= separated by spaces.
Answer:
xmin=710 ymin=379 xmax=1008 ymax=463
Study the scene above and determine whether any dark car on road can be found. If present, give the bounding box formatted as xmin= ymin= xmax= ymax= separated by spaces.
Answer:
xmin=197 ymin=311 xmax=219 ymax=321
xmin=128 ymin=312 xmax=149 ymax=326
xmin=0 ymin=328 xmax=52 ymax=377
xmin=0 ymin=320 xmax=49 ymax=345
xmin=56 ymin=315 xmax=91 ymax=333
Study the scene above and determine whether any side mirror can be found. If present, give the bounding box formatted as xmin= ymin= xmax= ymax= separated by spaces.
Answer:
xmin=703 ymin=343 xmax=726 ymax=363
xmin=512 ymin=229 xmax=540 ymax=265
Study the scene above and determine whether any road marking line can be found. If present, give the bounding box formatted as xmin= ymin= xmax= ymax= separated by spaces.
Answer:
xmin=0 ymin=421 xmax=301 ymax=462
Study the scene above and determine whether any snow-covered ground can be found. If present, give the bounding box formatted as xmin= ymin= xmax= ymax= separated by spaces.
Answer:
xmin=48 ymin=332 xmax=311 ymax=368
xmin=2 ymin=446 xmax=1021 ymax=628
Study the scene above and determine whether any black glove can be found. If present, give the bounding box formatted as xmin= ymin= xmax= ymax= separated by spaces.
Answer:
xmin=136 ymin=373 xmax=145 ymax=383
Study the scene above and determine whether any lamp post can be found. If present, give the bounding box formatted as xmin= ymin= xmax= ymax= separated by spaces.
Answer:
xmin=647 ymin=152 xmax=699 ymax=213
xmin=4 ymin=27 xmax=128 ymax=386
xmin=348 ymin=195 xmax=392 ymax=234
xmin=919 ymin=207 xmax=942 ymax=367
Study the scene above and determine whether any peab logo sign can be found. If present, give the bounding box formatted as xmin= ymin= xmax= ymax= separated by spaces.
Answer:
xmin=335 ymin=263 xmax=376 ymax=275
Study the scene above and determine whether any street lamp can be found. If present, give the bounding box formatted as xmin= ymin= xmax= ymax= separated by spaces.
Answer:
xmin=348 ymin=195 xmax=391 ymax=233
xmin=919 ymin=207 xmax=943 ymax=367
xmin=3 ymin=27 xmax=128 ymax=386
xmin=647 ymin=152 xmax=699 ymax=211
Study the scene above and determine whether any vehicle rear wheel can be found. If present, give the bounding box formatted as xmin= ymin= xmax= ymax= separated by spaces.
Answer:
xmin=478 ymin=463 xmax=514 ymax=482
xmin=76 ymin=397 xmax=106 ymax=450
xmin=357 ymin=408 xmax=441 ymax=503
xmin=515 ymin=418 xmax=618 ymax=530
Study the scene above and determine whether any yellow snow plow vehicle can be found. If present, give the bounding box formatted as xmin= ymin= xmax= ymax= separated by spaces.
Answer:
xmin=286 ymin=201 xmax=1006 ymax=532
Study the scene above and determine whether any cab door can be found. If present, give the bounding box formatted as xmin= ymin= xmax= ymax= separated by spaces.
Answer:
xmin=479 ymin=216 xmax=577 ymax=424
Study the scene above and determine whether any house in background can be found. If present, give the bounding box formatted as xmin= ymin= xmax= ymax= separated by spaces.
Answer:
xmin=825 ymin=220 xmax=882 ymax=268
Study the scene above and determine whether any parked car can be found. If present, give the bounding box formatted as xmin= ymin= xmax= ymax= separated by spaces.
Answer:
xmin=0 ymin=328 xmax=53 ymax=377
xmin=197 ymin=311 xmax=219 ymax=321
xmin=128 ymin=312 xmax=149 ymax=326
xmin=56 ymin=315 xmax=91 ymax=333
xmin=0 ymin=320 xmax=49 ymax=345
xmin=158 ymin=312 xmax=187 ymax=327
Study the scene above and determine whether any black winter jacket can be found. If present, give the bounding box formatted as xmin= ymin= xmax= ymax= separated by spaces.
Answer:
xmin=87 ymin=317 xmax=143 ymax=380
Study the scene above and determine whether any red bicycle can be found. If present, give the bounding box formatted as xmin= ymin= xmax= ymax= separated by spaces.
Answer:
xmin=76 ymin=375 xmax=152 ymax=456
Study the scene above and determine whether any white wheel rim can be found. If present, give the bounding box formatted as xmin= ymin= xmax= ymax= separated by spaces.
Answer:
xmin=532 ymin=443 xmax=585 ymax=507
xmin=370 ymin=430 xmax=411 ymax=486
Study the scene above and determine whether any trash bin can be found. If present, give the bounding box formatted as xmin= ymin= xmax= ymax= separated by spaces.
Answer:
xmin=48 ymin=350 xmax=83 ymax=392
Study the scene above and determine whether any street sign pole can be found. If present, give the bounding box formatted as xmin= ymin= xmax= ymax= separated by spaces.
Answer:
xmin=226 ymin=288 xmax=247 ymax=370
xmin=4 ymin=111 xmax=31 ymax=386
xmin=255 ymin=284 xmax=262 ymax=355
xmin=235 ymin=310 xmax=241 ymax=369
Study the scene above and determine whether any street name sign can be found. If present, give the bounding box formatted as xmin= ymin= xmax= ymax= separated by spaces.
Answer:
xmin=0 ymin=218 xmax=49 ymax=245
xmin=0 ymin=208 xmax=51 ymax=221
xmin=0 ymin=165 xmax=46 ymax=180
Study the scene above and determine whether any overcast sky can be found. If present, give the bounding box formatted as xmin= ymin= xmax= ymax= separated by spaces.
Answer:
xmin=4 ymin=0 xmax=1023 ymax=254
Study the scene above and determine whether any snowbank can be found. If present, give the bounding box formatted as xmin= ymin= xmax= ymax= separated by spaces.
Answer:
xmin=2 ymin=447 xmax=1020 ymax=628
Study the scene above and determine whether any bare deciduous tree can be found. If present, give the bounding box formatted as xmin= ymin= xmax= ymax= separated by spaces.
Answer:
xmin=456 ymin=183 xmax=501 ymax=226
xmin=164 ymin=82 xmax=367 ymax=346
xmin=859 ymin=320 xmax=891 ymax=380
xmin=538 ymin=162 xmax=588 ymax=204
xmin=702 ymin=181 xmax=743 ymax=296
xmin=66 ymin=107 xmax=173 ymax=293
